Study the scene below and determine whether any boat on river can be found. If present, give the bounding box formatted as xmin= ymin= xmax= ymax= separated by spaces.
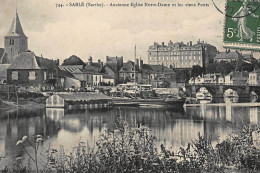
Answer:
xmin=112 ymin=96 xmax=185 ymax=109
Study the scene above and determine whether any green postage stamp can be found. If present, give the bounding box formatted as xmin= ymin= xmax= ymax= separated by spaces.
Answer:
xmin=223 ymin=0 xmax=260 ymax=51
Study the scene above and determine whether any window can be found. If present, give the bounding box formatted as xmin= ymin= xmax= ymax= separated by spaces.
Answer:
xmin=12 ymin=71 xmax=18 ymax=80
xmin=44 ymin=72 xmax=47 ymax=80
xmin=29 ymin=71 xmax=36 ymax=80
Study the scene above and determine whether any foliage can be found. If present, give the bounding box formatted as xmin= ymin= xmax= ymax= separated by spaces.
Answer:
xmin=61 ymin=55 xmax=85 ymax=65
xmin=205 ymin=61 xmax=235 ymax=75
xmin=3 ymin=120 xmax=260 ymax=172
xmin=235 ymin=60 xmax=255 ymax=72
xmin=191 ymin=65 xmax=204 ymax=78
xmin=176 ymin=69 xmax=190 ymax=83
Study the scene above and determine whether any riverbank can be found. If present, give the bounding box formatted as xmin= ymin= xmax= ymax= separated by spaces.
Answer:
xmin=0 ymin=93 xmax=46 ymax=111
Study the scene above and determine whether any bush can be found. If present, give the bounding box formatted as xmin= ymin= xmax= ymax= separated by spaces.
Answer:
xmin=2 ymin=119 xmax=260 ymax=172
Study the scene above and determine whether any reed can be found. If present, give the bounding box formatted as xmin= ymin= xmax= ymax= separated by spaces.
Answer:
xmin=2 ymin=119 xmax=260 ymax=172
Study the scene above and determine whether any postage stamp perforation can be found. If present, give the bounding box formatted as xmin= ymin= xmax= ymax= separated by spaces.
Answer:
xmin=222 ymin=0 xmax=260 ymax=51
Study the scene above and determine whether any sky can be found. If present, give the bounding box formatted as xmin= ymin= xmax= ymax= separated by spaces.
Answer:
xmin=0 ymin=0 xmax=259 ymax=63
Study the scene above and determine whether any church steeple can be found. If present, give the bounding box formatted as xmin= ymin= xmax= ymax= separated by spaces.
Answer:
xmin=6 ymin=11 xmax=26 ymax=37
xmin=3 ymin=11 xmax=28 ymax=64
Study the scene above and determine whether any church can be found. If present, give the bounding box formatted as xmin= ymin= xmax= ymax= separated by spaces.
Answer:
xmin=0 ymin=11 xmax=66 ymax=89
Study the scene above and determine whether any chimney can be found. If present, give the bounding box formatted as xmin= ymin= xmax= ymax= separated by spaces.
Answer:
xmin=162 ymin=42 xmax=164 ymax=46
xmin=198 ymin=39 xmax=200 ymax=44
xmin=98 ymin=59 xmax=103 ymax=68
xmin=55 ymin=59 xmax=60 ymax=66
xmin=187 ymin=42 xmax=189 ymax=46
xmin=140 ymin=57 xmax=143 ymax=67
xmin=136 ymin=58 xmax=139 ymax=67
xmin=88 ymin=56 xmax=93 ymax=66
xmin=190 ymin=41 xmax=192 ymax=46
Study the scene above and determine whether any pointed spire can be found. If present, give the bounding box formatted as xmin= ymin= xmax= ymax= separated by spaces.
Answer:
xmin=6 ymin=11 xmax=26 ymax=37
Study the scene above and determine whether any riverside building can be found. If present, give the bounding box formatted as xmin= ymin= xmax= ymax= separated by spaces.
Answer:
xmin=147 ymin=40 xmax=217 ymax=68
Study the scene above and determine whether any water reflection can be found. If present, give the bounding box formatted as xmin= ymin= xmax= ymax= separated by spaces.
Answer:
xmin=0 ymin=104 xmax=260 ymax=168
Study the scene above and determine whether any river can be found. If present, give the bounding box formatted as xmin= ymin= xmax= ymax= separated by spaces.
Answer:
xmin=0 ymin=103 xmax=260 ymax=169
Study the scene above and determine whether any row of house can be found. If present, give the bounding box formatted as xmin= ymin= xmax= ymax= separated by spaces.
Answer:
xmin=189 ymin=70 xmax=260 ymax=86
xmin=59 ymin=56 xmax=177 ymax=89
xmin=214 ymin=49 xmax=254 ymax=63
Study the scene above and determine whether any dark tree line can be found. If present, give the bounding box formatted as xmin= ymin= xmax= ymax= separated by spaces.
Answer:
xmin=61 ymin=55 xmax=85 ymax=65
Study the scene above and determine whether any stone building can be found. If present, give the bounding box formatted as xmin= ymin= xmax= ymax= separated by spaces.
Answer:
xmin=106 ymin=56 xmax=123 ymax=71
xmin=249 ymin=69 xmax=260 ymax=86
xmin=214 ymin=50 xmax=244 ymax=62
xmin=147 ymin=40 xmax=217 ymax=68
xmin=0 ymin=11 xmax=69 ymax=90
xmin=0 ymin=64 xmax=10 ymax=84
xmin=225 ymin=71 xmax=249 ymax=85
xmin=105 ymin=56 xmax=123 ymax=84
xmin=0 ymin=12 xmax=28 ymax=64
xmin=119 ymin=59 xmax=176 ymax=87
xmin=141 ymin=64 xmax=176 ymax=88
xmin=7 ymin=52 xmax=47 ymax=87
xmin=119 ymin=60 xmax=141 ymax=84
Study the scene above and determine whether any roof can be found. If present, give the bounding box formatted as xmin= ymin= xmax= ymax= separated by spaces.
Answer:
xmin=141 ymin=64 xmax=175 ymax=74
xmin=242 ymin=54 xmax=253 ymax=60
xmin=119 ymin=61 xmax=135 ymax=72
xmin=36 ymin=56 xmax=56 ymax=70
xmin=59 ymin=65 xmax=84 ymax=73
xmin=0 ymin=49 xmax=10 ymax=64
xmin=231 ymin=76 xmax=248 ymax=81
xmin=214 ymin=51 xmax=242 ymax=60
xmin=0 ymin=48 xmax=4 ymax=60
xmin=226 ymin=71 xmax=249 ymax=77
xmin=8 ymin=52 xmax=40 ymax=70
xmin=0 ymin=64 xmax=11 ymax=78
xmin=250 ymin=69 xmax=260 ymax=73
xmin=102 ymin=73 xmax=114 ymax=79
xmin=54 ymin=92 xmax=111 ymax=101
xmin=58 ymin=69 xmax=74 ymax=78
xmin=6 ymin=12 xmax=26 ymax=37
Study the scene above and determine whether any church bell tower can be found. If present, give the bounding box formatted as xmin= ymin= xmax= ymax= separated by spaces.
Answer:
xmin=4 ymin=11 xmax=28 ymax=64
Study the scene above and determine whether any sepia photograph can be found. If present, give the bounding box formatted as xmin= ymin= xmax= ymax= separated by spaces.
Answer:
xmin=0 ymin=0 xmax=260 ymax=172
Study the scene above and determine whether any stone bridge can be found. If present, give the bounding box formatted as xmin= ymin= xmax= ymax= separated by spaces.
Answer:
xmin=185 ymin=84 xmax=260 ymax=102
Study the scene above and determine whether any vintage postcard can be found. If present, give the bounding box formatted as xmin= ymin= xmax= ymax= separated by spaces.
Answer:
xmin=0 ymin=0 xmax=260 ymax=172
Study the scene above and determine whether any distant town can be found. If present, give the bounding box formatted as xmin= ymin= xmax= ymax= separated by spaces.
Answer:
xmin=0 ymin=11 xmax=260 ymax=93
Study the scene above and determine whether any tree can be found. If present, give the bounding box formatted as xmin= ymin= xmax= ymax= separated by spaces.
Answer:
xmin=191 ymin=65 xmax=204 ymax=78
xmin=176 ymin=69 xmax=190 ymax=83
xmin=206 ymin=63 xmax=217 ymax=74
xmin=205 ymin=61 xmax=235 ymax=75
xmin=61 ymin=55 xmax=85 ymax=65
xmin=235 ymin=59 xmax=254 ymax=72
